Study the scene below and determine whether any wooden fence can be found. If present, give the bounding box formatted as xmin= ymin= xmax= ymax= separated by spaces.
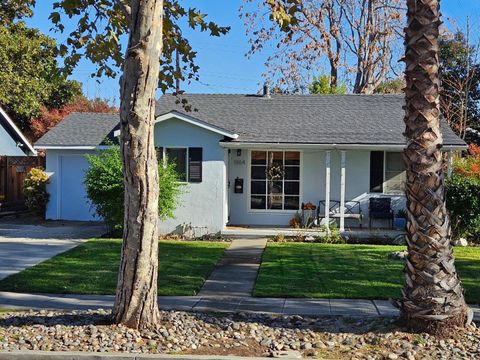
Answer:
xmin=0 ymin=156 xmax=45 ymax=210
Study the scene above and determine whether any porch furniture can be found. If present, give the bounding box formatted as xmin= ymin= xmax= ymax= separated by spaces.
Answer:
xmin=317 ymin=200 xmax=363 ymax=228
xmin=369 ymin=197 xmax=394 ymax=229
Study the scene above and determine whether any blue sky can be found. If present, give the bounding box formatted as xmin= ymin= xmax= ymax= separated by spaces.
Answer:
xmin=26 ymin=0 xmax=480 ymax=103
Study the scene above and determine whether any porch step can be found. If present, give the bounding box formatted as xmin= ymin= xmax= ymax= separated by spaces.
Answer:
xmin=221 ymin=226 xmax=406 ymax=239
xmin=221 ymin=227 xmax=325 ymax=237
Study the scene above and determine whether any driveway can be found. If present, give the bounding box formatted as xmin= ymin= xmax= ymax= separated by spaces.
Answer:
xmin=0 ymin=220 xmax=106 ymax=280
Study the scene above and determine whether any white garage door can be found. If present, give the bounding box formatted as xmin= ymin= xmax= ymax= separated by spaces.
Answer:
xmin=59 ymin=155 xmax=97 ymax=221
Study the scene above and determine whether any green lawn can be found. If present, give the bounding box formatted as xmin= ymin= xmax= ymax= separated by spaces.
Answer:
xmin=0 ymin=239 xmax=228 ymax=296
xmin=254 ymin=243 xmax=480 ymax=304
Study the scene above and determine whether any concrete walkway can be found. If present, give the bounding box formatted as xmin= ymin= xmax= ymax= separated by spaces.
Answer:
xmin=0 ymin=222 xmax=106 ymax=280
xmin=198 ymin=238 xmax=267 ymax=297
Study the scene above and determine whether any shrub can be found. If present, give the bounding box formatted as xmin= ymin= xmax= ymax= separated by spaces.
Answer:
xmin=446 ymin=174 xmax=480 ymax=242
xmin=23 ymin=167 xmax=49 ymax=215
xmin=84 ymin=146 xmax=182 ymax=231
xmin=452 ymin=144 xmax=480 ymax=180
xmin=271 ymin=233 xmax=286 ymax=242
xmin=316 ymin=225 xmax=345 ymax=244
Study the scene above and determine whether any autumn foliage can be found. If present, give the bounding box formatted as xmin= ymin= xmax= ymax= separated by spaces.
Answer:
xmin=30 ymin=96 xmax=117 ymax=141
xmin=453 ymin=144 xmax=480 ymax=180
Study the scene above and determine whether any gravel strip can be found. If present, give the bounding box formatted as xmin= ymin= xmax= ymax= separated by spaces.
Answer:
xmin=0 ymin=309 xmax=479 ymax=359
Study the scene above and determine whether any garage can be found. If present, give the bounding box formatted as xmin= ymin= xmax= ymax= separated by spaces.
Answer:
xmin=58 ymin=155 xmax=97 ymax=221
xmin=34 ymin=112 xmax=120 ymax=222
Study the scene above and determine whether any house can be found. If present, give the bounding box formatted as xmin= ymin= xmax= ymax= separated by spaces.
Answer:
xmin=34 ymin=93 xmax=466 ymax=233
xmin=0 ymin=106 xmax=38 ymax=206
xmin=0 ymin=106 xmax=36 ymax=157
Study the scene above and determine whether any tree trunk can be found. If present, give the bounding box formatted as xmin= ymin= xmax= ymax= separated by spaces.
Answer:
xmin=113 ymin=0 xmax=164 ymax=330
xmin=400 ymin=0 xmax=472 ymax=334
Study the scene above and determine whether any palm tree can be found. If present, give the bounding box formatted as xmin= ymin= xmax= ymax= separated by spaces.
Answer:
xmin=401 ymin=0 xmax=472 ymax=333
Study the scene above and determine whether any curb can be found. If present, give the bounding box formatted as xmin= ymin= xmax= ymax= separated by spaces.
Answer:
xmin=0 ymin=351 xmax=273 ymax=360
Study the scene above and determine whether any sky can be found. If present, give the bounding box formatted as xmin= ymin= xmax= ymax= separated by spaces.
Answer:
xmin=25 ymin=0 xmax=480 ymax=104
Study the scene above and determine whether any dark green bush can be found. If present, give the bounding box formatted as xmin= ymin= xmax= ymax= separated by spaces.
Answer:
xmin=84 ymin=146 xmax=182 ymax=231
xmin=446 ymin=174 xmax=480 ymax=242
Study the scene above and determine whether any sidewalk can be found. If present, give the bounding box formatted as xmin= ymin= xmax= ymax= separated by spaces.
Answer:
xmin=0 ymin=291 xmax=478 ymax=320
xmin=0 ymin=291 xmax=392 ymax=316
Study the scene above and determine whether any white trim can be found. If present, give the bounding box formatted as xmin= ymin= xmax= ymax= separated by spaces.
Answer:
xmin=339 ymin=150 xmax=346 ymax=232
xmin=325 ymin=151 xmax=331 ymax=232
xmin=247 ymin=149 xmax=303 ymax=214
xmin=155 ymin=111 xmax=239 ymax=139
xmin=224 ymin=149 xmax=229 ymax=226
xmin=447 ymin=150 xmax=453 ymax=178
xmin=0 ymin=106 xmax=37 ymax=155
xmin=56 ymin=155 xmax=61 ymax=219
xmin=34 ymin=145 xmax=110 ymax=150
xmin=220 ymin=142 xmax=467 ymax=151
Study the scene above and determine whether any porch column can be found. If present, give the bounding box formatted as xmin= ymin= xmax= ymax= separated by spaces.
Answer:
xmin=447 ymin=150 xmax=453 ymax=178
xmin=325 ymin=151 xmax=331 ymax=232
xmin=340 ymin=150 xmax=346 ymax=232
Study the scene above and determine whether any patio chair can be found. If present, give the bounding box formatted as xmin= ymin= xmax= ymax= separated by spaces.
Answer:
xmin=369 ymin=197 xmax=394 ymax=229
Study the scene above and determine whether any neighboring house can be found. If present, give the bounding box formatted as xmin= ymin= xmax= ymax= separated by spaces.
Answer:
xmin=34 ymin=93 xmax=466 ymax=233
xmin=0 ymin=106 xmax=38 ymax=206
xmin=0 ymin=106 xmax=36 ymax=156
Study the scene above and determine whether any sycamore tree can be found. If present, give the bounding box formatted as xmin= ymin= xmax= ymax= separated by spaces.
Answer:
xmin=242 ymin=0 xmax=404 ymax=93
xmin=10 ymin=0 xmax=228 ymax=329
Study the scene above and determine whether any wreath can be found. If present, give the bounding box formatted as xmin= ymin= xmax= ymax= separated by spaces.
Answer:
xmin=267 ymin=164 xmax=284 ymax=180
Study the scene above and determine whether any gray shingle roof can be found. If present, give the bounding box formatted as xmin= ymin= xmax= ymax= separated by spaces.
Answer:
xmin=35 ymin=112 xmax=119 ymax=147
xmin=156 ymin=94 xmax=466 ymax=147
xmin=34 ymin=94 xmax=467 ymax=148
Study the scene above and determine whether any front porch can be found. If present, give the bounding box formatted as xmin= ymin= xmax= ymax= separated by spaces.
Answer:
xmin=226 ymin=146 xmax=410 ymax=232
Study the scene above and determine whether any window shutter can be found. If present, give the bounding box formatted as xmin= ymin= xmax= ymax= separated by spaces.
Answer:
xmin=188 ymin=147 xmax=202 ymax=183
xmin=370 ymin=151 xmax=384 ymax=193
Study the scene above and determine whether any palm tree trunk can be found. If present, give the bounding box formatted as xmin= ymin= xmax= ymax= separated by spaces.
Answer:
xmin=113 ymin=0 xmax=163 ymax=330
xmin=401 ymin=0 xmax=472 ymax=334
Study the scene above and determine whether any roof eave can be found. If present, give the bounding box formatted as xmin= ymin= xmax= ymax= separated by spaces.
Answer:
xmin=220 ymin=142 xmax=468 ymax=151
xmin=155 ymin=111 xmax=239 ymax=139
xmin=0 ymin=106 xmax=37 ymax=155
xmin=33 ymin=145 xmax=111 ymax=150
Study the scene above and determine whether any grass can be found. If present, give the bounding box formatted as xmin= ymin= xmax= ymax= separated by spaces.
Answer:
xmin=253 ymin=243 xmax=480 ymax=304
xmin=0 ymin=239 xmax=228 ymax=296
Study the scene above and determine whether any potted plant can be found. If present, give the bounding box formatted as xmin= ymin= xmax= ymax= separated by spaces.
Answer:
xmin=394 ymin=209 xmax=407 ymax=230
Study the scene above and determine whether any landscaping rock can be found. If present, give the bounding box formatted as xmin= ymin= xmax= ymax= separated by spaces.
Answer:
xmin=0 ymin=309 xmax=479 ymax=359
xmin=453 ymin=238 xmax=469 ymax=247
xmin=389 ymin=250 xmax=408 ymax=260
xmin=392 ymin=235 xmax=406 ymax=245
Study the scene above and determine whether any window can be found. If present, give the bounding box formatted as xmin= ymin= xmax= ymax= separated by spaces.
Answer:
xmin=370 ymin=151 xmax=384 ymax=193
xmin=156 ymin=147 xmax=203 ymax=183
xmin=166 ymin=148 xmax=187 ymax=182
xmin=384 ymin=152 xmax=406 ymax=193
xmin=369 ymin=151 xmax=406 ymax=194
xmin=250 ymin=150 xmax=300 ymax=211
